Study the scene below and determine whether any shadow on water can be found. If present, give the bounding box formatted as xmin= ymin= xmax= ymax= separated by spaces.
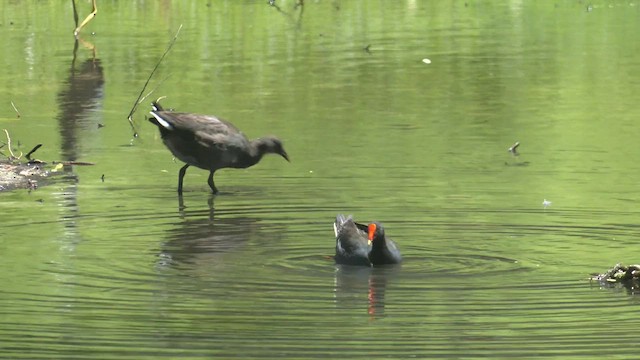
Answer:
xmin=334 ymin=264 xmax=401 ymax=319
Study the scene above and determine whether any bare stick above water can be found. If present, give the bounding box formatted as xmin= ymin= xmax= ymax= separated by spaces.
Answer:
xmin=25 ymin=144 xmax=42 ymax=161
xmin=137 ymin=75 xmax=172 ymax=110
xmin=10 ymin=101 xmax=20 ymax=118
xmin=3 ymin=129 xmax=22 ymax=160
xmin=126 ymin=24 xmax=183 ymax=137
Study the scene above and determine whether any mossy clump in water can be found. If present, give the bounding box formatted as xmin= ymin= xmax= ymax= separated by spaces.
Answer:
xmin=0 ymin=138 xmax=94 ymax=191
xmin=590 ymin=263 xmax=640 ymax=288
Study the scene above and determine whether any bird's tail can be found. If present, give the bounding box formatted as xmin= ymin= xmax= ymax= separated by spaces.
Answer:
xmin=333 ymin=214 xmax=353 ymax=237
xmin=148 ymin=101 xmax=173 ymax=130
xmin=151 ymin=101 xmax=164 ymax=112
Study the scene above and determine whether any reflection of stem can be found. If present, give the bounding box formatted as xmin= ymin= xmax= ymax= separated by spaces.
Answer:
xmin=268 ymin=0 xmax=288 ymax=14
xmin=10 ymin=101 xmax=20 ymax=118
xmin=77 ymin=36 xmax=96 ymax=54
xmin=296 ymin=2 xmax=305 ymax=30
xmin=269 ymin=1 xmax=304 ymax=30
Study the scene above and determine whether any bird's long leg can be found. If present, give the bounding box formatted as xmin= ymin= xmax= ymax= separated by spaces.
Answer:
xmin=178 ymin=164 xmax=189 ymax=194
xmin=208 ymin=171 xmax=219 ymax=194
xmin=73 ymin=0 xmax=97 ymax=37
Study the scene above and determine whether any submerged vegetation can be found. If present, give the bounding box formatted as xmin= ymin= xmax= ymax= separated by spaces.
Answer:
xmin=590 ymin=264 xmax=640 ymax=293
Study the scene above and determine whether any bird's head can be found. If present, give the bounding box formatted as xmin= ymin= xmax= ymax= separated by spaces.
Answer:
xmin=259 ymin=137 xmax=289 ymax=162
xmin=368 ymin=222 xmax=385 ymax=245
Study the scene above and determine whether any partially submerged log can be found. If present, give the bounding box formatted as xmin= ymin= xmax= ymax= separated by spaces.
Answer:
xmin=0 ymin=140 xmax=93 ymax=191
xmin=0 ymin=161 xmax=51 ymax=191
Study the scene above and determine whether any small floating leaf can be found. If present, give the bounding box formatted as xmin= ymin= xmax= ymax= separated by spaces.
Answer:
xmin=52 ymin=163 xmax=64 ymax=172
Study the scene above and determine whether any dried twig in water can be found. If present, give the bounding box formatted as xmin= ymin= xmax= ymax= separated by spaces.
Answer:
xmin=10 ymin=101 xmax=21 ymax=118
xmin=137 ymin=75 xmax=172 ymax=109
xmin=52 ymin=161 xmax=95 ymax=166
xmin=127 ymin=24 xmax=183 ymax=137
xmin=3 ymin=129 xmax=22 ymax=160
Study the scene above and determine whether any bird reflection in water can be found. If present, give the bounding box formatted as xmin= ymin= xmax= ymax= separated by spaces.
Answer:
xmin=157 ymin=197 xmax=259 ymax=271
xmin=334 ymin=265 xmax=400 ymax=320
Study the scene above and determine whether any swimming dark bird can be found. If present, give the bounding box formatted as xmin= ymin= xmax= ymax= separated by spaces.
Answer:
xmin=367 ymin=222 xmax=402 ymax=265
xmin=149 ymin=102 xmax=289 ymax=194
xmin=333 ymin=214 xmax=372 ymax=266
xmin=333 ymin=215 xmax=402 ymax=266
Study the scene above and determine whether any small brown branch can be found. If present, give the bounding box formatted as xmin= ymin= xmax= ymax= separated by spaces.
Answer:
xmin=52 ymin=161 xmax=95 ymax=166
xmin=10 ymin=101 xmax=21 ymax=118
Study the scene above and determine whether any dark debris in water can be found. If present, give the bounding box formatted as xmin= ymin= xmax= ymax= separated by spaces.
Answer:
xmin=590 ymin=263 xmax=640 ymax=291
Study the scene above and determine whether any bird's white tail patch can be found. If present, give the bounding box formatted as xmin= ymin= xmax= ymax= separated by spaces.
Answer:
xmin=149 ymin=112 xmax=174 ymax=130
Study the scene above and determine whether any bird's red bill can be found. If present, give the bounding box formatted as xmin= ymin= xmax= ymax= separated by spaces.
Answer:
xmin=368 ymin=223 xmax=377 ymax=241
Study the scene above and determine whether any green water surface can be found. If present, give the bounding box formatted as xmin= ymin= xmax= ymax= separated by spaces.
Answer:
xmin=1 ymin=1 xmax=640 ymax=359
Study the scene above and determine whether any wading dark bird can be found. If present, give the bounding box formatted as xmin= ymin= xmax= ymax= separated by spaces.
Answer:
xmin=149 ymin=102 xmax=289 ymax=194
xmin=333 ymin=214 xmax=402 ymax=266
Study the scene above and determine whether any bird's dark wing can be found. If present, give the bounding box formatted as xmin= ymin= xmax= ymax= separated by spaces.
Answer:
xmin=334 ymin=216 xmax=369 ymax=252
xmin=158 ymin=112 xmax=244 ymax=135
xmin=353 ymin=221 xmax=369 ymax=234
xmin=161 ymin=111 xmax=251 ymax=154
xmin=386 ymin=238 xmax=401 ymax=256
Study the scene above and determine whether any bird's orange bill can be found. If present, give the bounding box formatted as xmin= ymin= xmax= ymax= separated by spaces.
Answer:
xmin=368 ymin=223 xmax=377 ymax=242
